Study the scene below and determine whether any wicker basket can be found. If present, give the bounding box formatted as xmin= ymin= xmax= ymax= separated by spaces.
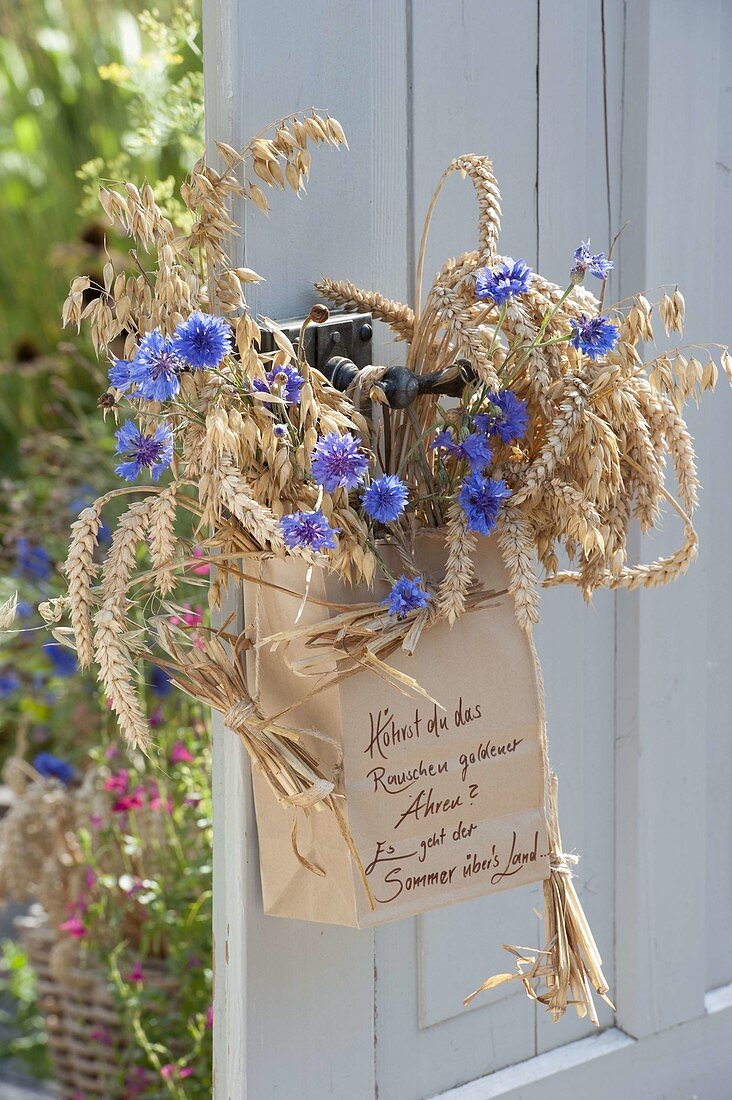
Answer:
xmin=17 ymin=911 xmax=174 ymax=1099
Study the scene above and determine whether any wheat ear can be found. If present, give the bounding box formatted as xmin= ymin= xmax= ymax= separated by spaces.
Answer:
xmin=496 ymin=505 xmax=540 ymax=628
xmin=437 ymin=501 xmax=477 ymax=625
xmin=148 ymin=485 xmax=179 ymax=596
xmin=94 ymin=500 xmax=154 ymax=749
xmin=64 ymin=505 xmax=103 ymax=669
xmin=314 ymin=278 xmax=415 ymax=342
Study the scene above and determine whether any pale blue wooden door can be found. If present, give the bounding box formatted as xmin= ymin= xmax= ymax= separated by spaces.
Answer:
xmin=208 ymin=2 xmax=732 ymax=1097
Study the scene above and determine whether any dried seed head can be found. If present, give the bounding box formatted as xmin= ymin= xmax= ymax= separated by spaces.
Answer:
xmin=248 ymin=184 xmax=269 ymax=215
xmin=308 ymin=303 xmax=330 ymax=324
xmin=721 ymin=348 xmax=732 ymax=384
xmin=672 ymin=289 xmax=685 ymax=322
xmin=326 ymin=117 xmax=348 ymax=148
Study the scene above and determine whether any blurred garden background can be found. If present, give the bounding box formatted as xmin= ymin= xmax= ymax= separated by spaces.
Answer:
xmin=0 ymin=1 xmax=213 ymax=1094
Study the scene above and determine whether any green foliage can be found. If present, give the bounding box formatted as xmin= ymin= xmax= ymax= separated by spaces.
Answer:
xmin=0 ymin=412 xmax=119 ymax=766
xmin=0 ymin=0 xmax=135 ymax=358
xmin=0 ymin=409 xmax=213 ymax=1091
xmin=0 ymin=0 xmax=203 ymax=473
xmin=0 ymin=938 xmax=52 ymax=1079
xmin=76 ymin=0 xmax=203 ymax=225
xmin=75 ymin=719 xmax=213 ymax=1097
xmin=0 ymin=7 xmax=212 ymax=1089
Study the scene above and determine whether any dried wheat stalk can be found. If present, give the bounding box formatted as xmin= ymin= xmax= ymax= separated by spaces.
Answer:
xmin=315 ymin=278 xmax=415 ymax=342
xmin=63 ymin=506 xmax=103 ymax=669
xmin=437 ymin=502 xmax=477 ymax=624
xmin=148 ymin=485 xmax=179 ymax=596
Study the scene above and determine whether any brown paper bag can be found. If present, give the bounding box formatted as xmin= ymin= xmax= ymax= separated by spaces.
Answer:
xmin=245 ymin=536 xmax=550 ymax=927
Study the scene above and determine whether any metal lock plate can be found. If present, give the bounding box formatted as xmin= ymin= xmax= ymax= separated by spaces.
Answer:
xmin=258 ymin=310 xmax=373 ymax=374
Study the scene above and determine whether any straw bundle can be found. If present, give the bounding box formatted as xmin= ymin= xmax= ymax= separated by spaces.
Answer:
xmin=50 ymin=121 xmax=729 ymax=1022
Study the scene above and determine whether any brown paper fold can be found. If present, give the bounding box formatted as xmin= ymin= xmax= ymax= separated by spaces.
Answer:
xmin=246 ymin=536 xmax=550 ymax=928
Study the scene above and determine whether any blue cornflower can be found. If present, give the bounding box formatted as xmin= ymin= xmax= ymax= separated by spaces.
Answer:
xmin=455 ymin=432 xmax=493 ymax=473
xmin=15 ymin=538 xmax=51 ymax=581
xmin=129 ymin=331 xmax=183 ymax=402
xmin=572 ymin=240 xmax=614 ymax=281
xmin=252 ymin=365 xmax=305 ymax=405
xmin=33 ymin=752 xmax=76 ymax=786
xmin=430 ymin=430 xmax=493 ymax=473
xmin=361 ymin=475 xmax=408 ymax=524
xmin=0 ymin=670 xmax=20 ymax=698
xmin=115 ymin=421 xmax=173 ymax=482
xmin=382 ymin=576 xmax=430 ymax=619
xmin=569 ymin=314 xmax=619 ymax=360
xmin=430 ymin=430 xmax=458 ymax=453
xmin=474 ymin=391 xmax=529 ymax=444
xmin=459 ymin=474 xmax=511 ymax=535
xmin=280 ymin=510 xmax=339 ymax=552
xmin=475 ymin=258 xmax=532 ymax=305
xmin=43 ymin=643 xmax=78 ymax=677
xmin=173 ymin=311 xmax=232 ymax=370
xmin=311 ymin=432 xmax=369 ymax=492
xmin=109 ymin=359 xmax=134 ymax=392
xmin=150 ymin=665 xmax=172 ymax=697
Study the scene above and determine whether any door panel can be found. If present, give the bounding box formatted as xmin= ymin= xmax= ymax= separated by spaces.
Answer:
xmin=419 ymin=890 xmax=541 ymax=1027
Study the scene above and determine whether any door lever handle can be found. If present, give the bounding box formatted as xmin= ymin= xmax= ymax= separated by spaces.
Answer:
xmin=320 ymin=355 xmax=475 ymax=409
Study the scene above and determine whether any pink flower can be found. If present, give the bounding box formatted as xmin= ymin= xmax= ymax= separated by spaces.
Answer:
xmin=148 ymin=707 xmax=165 ymax=729
xmin=161 ymin=1064 xmax=193 ymax=1080
xmin=112 ymin=786 xmax=145 ymax=814
xmin=104 ymin=743 xmax=119 ymax=760
xmin=89 ymin=813 xmax=102 ymax=829
xmin=127 ymin=962 xmax=145 ymax=984
xmin=104 ymin=769 xmax=129 ymax=794
xmin=206 ymin=1003 xmax=214 ymax=1028
xmin=191 ymin=546 xmax=211 ymax=576
xmin=169 ymin=603 xmax=203 ymax=628
xmin=170 ymin=740 xmax=193 ymax=764
xmin=60 ymin=915 xmax=86 ymax=939
xmin=84 ymin=868 xmax=97 ymax=890
xmin=184 ymin=793 xmax=202 ymax=808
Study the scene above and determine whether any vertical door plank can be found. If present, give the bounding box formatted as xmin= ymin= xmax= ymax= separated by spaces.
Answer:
xmin=203 ymin=6 xmax=248 ymax=1094
xmin=615 ymin=0 xmax=722 ymax=1039
xmin=706 ymin=0 xmax=732 ymax=992
xmin=534 ymin=0 xmax=621 ymax=1052
xmin=230 ymin=0 xmax=409 ymax=326
xmin=206 ymin=1 xmax=409 ymax=1095
xmin=375 ymin=6 xmax=541 ymax=1098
